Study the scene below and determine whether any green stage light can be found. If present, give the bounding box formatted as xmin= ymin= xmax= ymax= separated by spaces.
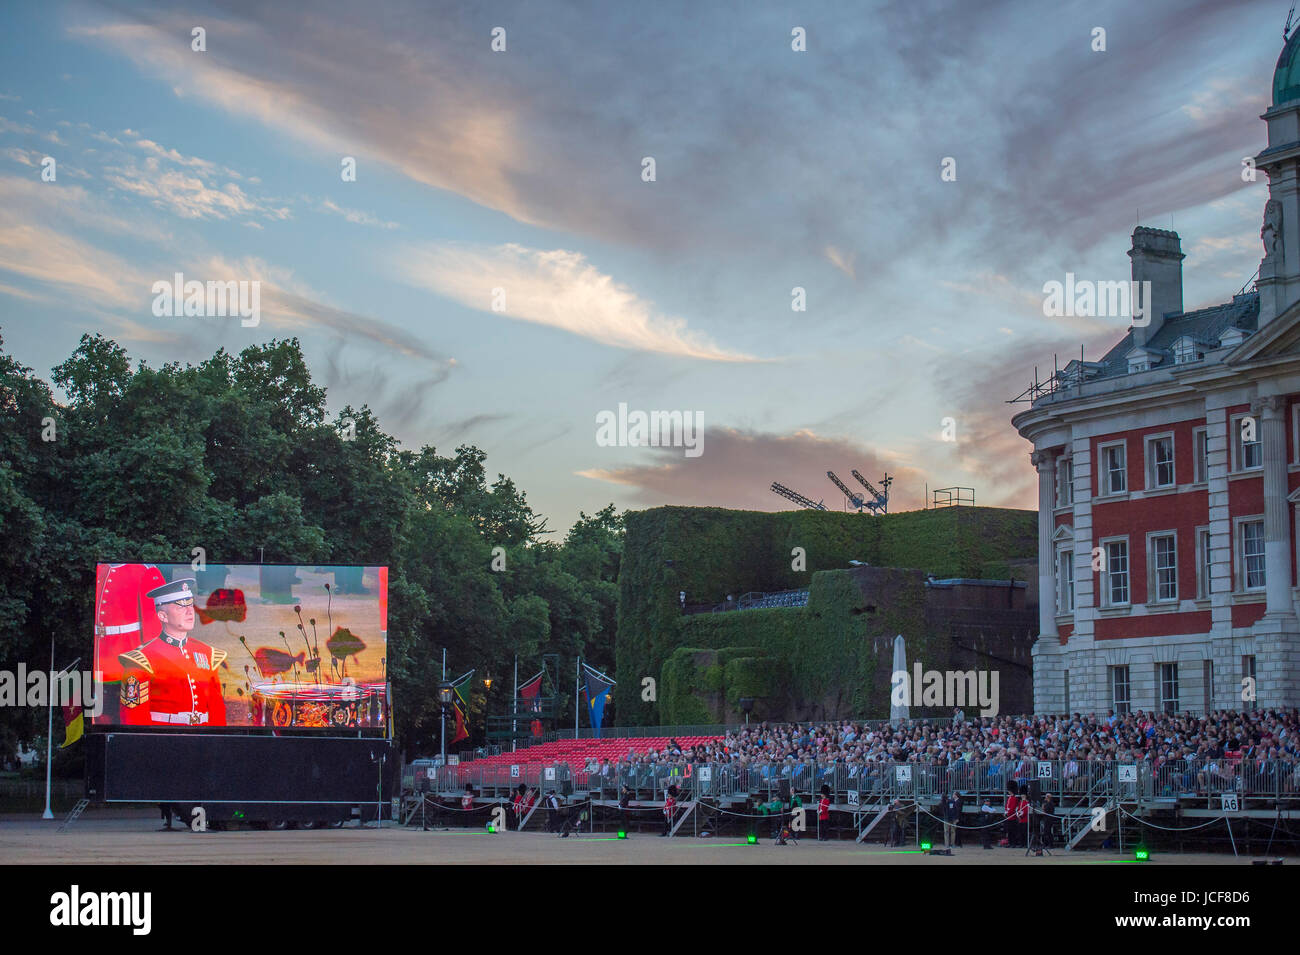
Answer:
xmin=747 ymin=833 xmax=758 ymax=845
xmin=1135 ymin=846 xmax=1149 ymax=861
xmin=486 ymin=823 xmax=496 ymax=833
xmin=920 ymin=841 xmax=932 ymax=851
xmin=617 ymin=830 xmax=627 ymax=840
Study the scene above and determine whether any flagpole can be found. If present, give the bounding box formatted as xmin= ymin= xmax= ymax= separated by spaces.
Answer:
xmin=440 ymin=648 xmax=446 ymax=768
xmin=512 ymin=655 xmax=518 ymax=753
xmin=42 ymin=637 xmax=55 ymax=820
xmin=575 ymin=657 xmax=580 ymax=736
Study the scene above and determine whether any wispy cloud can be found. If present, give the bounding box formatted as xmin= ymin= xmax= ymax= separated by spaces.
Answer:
xmin=400 ymin=242 xmax=760 ymax=362
xmin=105 ymin=160 xmax=289 ymax=222
xmin=317 ymin=198 xmax=398 ymax=229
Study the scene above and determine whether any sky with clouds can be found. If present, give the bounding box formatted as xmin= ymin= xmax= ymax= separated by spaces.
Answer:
xmin=0 ymin=0 xmax=1288 ymax=533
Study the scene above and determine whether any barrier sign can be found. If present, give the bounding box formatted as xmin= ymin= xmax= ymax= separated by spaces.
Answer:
xmin=1221 ymin=793 xmax=1239 ymax=812
xmin=1038 ymin=762 xmax=1053 ymax=779
xmin=847 ymin=790 xmax=859 ymax=807
xmin=896 ymin=766 xmax=912 ymax=784
xmin=698 ymin=766 xmax=711 ymax=781
xmin=1117 ymin=765 xmax=1137 ymax=783
xmin=510 ymin=764 xmax=520 ymax=778
xmin=544 ymin=767 xmax=556 ymax=781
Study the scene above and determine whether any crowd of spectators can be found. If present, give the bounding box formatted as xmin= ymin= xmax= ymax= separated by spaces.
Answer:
xmin=571 ymin=708 xmax=1300 ymax=795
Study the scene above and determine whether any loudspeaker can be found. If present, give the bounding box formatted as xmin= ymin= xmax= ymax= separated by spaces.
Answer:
xmin=778 ymin=779 xmax=791 ymax=801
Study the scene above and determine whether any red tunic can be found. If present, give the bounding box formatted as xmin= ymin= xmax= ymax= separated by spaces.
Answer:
xmin=117 ymin=635 xmax=228 ymax=726
xmin=818 ymin=796 xmax=831 ymax=820
xmin=95 ymin=564 xmax=167 ymax=684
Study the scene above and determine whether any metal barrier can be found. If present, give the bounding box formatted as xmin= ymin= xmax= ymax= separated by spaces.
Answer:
xmin=428 ymin=758 xmax=1300 ymax=808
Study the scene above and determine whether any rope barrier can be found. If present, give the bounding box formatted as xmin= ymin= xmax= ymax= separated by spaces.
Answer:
xmin=1115 ymin=804 xmax=1237 ymax=833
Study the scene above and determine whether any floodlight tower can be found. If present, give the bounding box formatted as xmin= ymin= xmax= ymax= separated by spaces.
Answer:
xmin=851 ymin=470 xmax=893 ymax=514
xmin=770 ymin=482 xmax=827 ymax=511
xmin=826 ymin=471 xmax=866 ymax=511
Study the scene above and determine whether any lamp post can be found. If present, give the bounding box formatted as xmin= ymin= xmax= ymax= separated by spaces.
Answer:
xmin=437 ymin=681 xmax=453 ymax=768
xmin=483 ymin=677 xmax=492 ymax=752
xmin=740 ymin=697 xmax=754 ymax=726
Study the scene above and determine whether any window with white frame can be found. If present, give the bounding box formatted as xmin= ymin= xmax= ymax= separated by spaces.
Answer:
xmin=1056 ymin=546 xmax=1074 ymax=614
xmin=1196 ymin=527 xmax=1212 ymax=599
xmin=1149 ymin=532 xmax=1177 ymax=602
xmin=1233 ymin=414 xmax=1262 ymax=471
xmin=1238 ymin=519 xmax=1266 ymax=591
xmin=1102 ymin=538 xmax=1130 ymax=606
xmin=1056 ymin=458 xmax=1073 ymax=508
xmin=1111 ymin=666 xmax=1131 ymax=715
xmin=1160 ymin=662 xmax=1179 ymax=714
xmin=1193 ymin=427 xmax=1208 ymax=484
xmin=1173 ymin=337 xmax=1198 ymax=364
xmin=1146 ymin=434 xmax=1175 ymax=489
xmin=1101 ymin=442 xmax=1127 ymax=495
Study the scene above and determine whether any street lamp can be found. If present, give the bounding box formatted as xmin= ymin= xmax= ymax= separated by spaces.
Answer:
xmin=437 ymin=681 xmax=453 ymax=766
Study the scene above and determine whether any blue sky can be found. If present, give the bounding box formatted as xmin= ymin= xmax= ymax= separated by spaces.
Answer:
xmin=0 ymin=0 xmax=1287 ymax=533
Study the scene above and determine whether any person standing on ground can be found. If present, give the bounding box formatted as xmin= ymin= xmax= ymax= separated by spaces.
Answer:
xmin=980 ymin=798 xmax=998 ymax=849
xmin=618 ymin=784 xmax=633 ymax=832
xmin=1004 ymin=786 xmax=1019 ymax=847
xmin=817 ymin=784 xmax=831 ymax=842
xmin=1015 ymin=785 xmax=1031 ymax=847
xmin=943 ymin=791 xmax=961 ymax=849
xmin=1040 ymin=793 xmax=1056 ymax=849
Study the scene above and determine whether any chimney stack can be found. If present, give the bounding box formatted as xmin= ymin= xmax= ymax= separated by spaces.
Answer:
xmin=1127 ymin=227 xmax=1184 ymax=347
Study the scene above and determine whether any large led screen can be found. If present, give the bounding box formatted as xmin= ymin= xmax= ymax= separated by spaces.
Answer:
xmin=93 ymin=563 xmax=389 ymax=731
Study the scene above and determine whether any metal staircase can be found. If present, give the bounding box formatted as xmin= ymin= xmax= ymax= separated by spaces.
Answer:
xmin=58 ymin=798 xmax=90 ymax=833
xmin=668 ymin=800 xmax=697 ymax=837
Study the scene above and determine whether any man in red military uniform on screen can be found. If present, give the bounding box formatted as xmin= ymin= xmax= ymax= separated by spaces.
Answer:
xmin=118 ymin=578 xmax=228 ymax=727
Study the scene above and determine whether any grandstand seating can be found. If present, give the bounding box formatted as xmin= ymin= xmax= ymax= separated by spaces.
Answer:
xmin=467 ymin=736 xmax=722 ymax=767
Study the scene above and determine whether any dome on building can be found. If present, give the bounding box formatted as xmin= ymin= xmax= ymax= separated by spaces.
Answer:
xmin=1275 ymin=29 xmax=1300 ymax=105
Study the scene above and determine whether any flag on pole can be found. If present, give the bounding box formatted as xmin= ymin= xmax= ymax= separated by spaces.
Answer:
xmin=518 ymin=670 xmax=544 ymax=737
xmin=581 ymin=662 xmax=616 ymax=739
xmin=60 ymin=704 xmax=83 ymax=748
xmin=449 ymin=669 xmax=475 ymax=744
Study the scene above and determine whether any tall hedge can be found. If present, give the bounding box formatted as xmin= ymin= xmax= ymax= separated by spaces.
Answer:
xmin=616 ymin=505 xmax=1036 ymax=724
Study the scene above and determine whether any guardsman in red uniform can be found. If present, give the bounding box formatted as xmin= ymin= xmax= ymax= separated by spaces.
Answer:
xmin=818 ymin=785 xmax=832 ymax=841
xmin=661 ymin=785 xmax=677 ymax=837
xmin=95 ymin=563 xmax=168 ymax=685
xmin=118 ymin=578 xmax=228 ymax=727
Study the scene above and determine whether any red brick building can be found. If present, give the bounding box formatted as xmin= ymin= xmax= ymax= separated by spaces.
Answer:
xmin=1011 ymin=33 xmax=1300 ymax=716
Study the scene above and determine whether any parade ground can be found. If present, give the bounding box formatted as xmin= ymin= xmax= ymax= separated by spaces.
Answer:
xmin=0 ymin=811 xmax=1267 ymax=865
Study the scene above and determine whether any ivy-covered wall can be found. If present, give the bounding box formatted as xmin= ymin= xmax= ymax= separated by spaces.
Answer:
xmin=616 ymin=505 xmax=1037 ymax=724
